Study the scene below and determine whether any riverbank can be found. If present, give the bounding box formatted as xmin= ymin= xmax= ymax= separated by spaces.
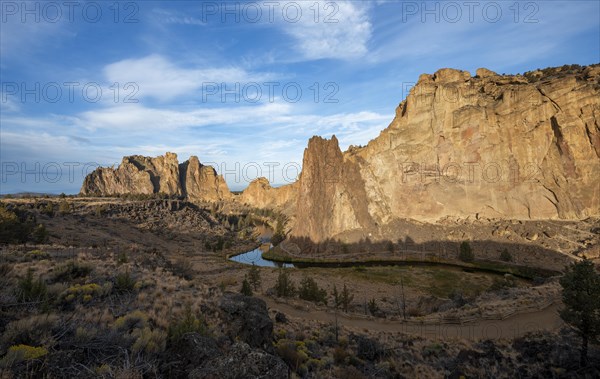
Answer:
xmin=261 ymin=247 xmax=560 ymax=280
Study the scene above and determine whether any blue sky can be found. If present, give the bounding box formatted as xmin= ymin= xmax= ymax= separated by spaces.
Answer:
xmin=1 ymin=0 xmax=598 ymax=193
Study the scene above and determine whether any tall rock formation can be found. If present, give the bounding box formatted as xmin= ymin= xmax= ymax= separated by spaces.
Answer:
xmin=81 ymin=152 xmax=232 ymax=202
xmin=290 ymin=65 xmax=600 ymax=242
xmin=292 ymin=136 xmax=376 ymax=241
xmin=180 ymin=156 xmax=232 ymax=201
xmin=238 ymin=177 xmax=297 ymax=210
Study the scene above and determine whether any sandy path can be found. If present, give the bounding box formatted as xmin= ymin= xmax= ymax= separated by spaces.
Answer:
xmin=260 ymin=296 xmax=563 ymax=341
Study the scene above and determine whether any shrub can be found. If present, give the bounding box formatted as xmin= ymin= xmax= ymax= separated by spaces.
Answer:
xmin=41 ymin=202 xmax=54 ymax=217
xmin=1 ymin=314 xmax=59 ymax=349
xmin=59 ymin=283 xmax=102 ymax=305
xmin=500 ymin=248 xmax=512 ymax=262
xmin=459 ymin=241 xmax=474 ymax=262
xmin=58 ymin=200 xmax=71 ymax=215
xmin=0 ymin=345 xmax=48 ymax=367
xmin=117 ymin=251 xmax=129 ymax=264
xmin=488 ymin=275 xmax=516 ymax=292
xmin=368 ymin=298 xmax=379 ymax=316
xmin=167 ymin=305 xmax=208 ymax=342
xmin=131 ymin=327 xmax=166 ymax=354
xmin=114 ymin=310 xmax=149 ymax=332
xmin=51 ymin=261 xmax=93 ymax=282
xmin=353 ymin=334 xmax=384 ymax=361
xmin=333 ymin=346 xmax=349 ymax=364
xmin=298 ymin=276 xmax=327 ymax=304
xmin=170 ymin=259 xmax=194 ymax=280
xmin=114 ymin=270 xmax=136 ymax=293
xmin=94 ymin=204 xmax=106 ymax=217
xmin=0 ymin=263 xmax=13 ymax=287
xmin=27 ymin=249 xmax=50 ymax=260
xmin=423 ymin=342 xmax=444 ymax=358
xmin=275 ymin=339 xmax=308 ymax=372
xmin=0 ymin=204 xmax=33 ymax=243
xmin=17 ymin=269 xmax=47 ymax=302
xmin=31 ymin=224 xmax=49 ymax=244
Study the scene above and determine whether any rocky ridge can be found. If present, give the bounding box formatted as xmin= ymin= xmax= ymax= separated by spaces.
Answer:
xmin=80 ymin=153 xmax=231 ymax=202
xmin=80 ymin=64 xmax=600 ymax=243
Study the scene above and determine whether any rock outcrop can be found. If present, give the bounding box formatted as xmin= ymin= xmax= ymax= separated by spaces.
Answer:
xmin=290 ymin=65 xmax=600 ymax=242
xmin=81 ymin=152 xmax=232 ymax=202
xmin=180 ymin=156 xmax=232 ymax=201
xmin=189 ymin=342 xmax=288 ymax=379
xmin=81 ymin=152 xmax=181 ymax=196
xmin=219 ymin=293 xmax=275 ymax=353
xmin=292 ymin=136 xmax=376 ymax=241
xmin=238 ymin=177 xmax=296 ymax=210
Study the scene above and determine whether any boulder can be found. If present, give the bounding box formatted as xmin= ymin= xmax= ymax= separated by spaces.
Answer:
xmin=189 ymin=342 xmax=288 ymax=379
xmin=219 ymin=293 xmax=275 ymax=352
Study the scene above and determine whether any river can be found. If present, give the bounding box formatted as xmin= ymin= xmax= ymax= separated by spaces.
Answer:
xmin=229 ymin=247 xmax=294 ymax=268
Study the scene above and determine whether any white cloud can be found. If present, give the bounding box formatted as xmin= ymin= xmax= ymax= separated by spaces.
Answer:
xmin=73 ymin=102 xmax=293 ymax=131
xmin=0 ymin=96 xmax=21 ymax=113
xmin=281 ymin=1 xmax=372 ymax=60
xmin=103 ymin=55 xmax=273 ymax=101
xmin=152 ymin=8 xmax=205 ymax=25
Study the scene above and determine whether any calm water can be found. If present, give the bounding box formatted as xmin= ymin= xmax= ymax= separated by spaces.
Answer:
xmin=229 ymin=248 xmax=294 ymax=268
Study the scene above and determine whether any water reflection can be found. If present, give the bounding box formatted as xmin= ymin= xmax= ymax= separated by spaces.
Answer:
xmin=230 ymin=248 xmax=294 ymax=268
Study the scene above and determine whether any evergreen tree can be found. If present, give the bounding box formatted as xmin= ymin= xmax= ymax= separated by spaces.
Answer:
xmin=559 ymin=259 xmax=600 ymax=367
xmin=340 ymin=284 xmax=354 ymax=313
xmin=241 ymin=277 xmax=253 ymax=296
xmin=332 ymin=284 xmax=341 ymax=309
xmin=459 ymin=241 xmax=474 ymax=262
xmin=274 ymin=269 xmax=295 ymax=298
xmin=298 ymin=275 xmax=327 ymax=304
xmin=248 ymin=264 xmax=261 ymax=291
xmin=500 ymin=248 xmax=512 ymax=262
xmin=368 ymin=298 xmax=379 ymax=315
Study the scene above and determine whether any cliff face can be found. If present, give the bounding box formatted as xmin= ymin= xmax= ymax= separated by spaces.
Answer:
xmin=180 ymin=156 xmax=232 ymax=202
xmin=238 ymin=177 xmax=296 ymax=210
xmin=292 ymin=136 xmax=376 ymax=241
xmin=290 ymin=65 xmax=600 ymax=242
xmin=81 ymin=153 xmax=232 ymax=202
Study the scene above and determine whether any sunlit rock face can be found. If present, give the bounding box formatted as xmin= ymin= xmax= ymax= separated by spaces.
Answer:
xmin=238 ymin=177 xmax=297 ymax=210
xmin=289 ymin=65 xmax=600 ymax=242
xmin=81 ymin=152 xmax=232 ymax=202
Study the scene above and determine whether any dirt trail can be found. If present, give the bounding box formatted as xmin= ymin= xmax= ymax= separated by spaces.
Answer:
xmin=260 ymin=296 xmax=563 ymax=341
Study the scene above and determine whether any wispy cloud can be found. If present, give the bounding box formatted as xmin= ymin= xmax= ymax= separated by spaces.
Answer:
xmin=103 ymin=55 xmax=274 ymax=101
xmin=152 ymin=8 xmax=205 ymax=26
xmin=280 ymin=1 xmax=372 ymax=60
xmin=73 ymin=102 xmax=292 ymax=131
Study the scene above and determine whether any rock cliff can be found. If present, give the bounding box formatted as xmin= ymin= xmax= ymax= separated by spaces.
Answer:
xmin=81 ymin=153 xmax=232 ymax=202
xmin=180 ymin=156 xmax=232 ymax=201
xmin=238 ymin=177 xmax=297 ymax=210
xmin=290 ymin=65 xmax=600 ymax=242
